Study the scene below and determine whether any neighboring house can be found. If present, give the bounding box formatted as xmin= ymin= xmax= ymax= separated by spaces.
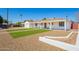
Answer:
xmin=24 ymin=18 xmax=72 ymax=30
xmin=71 ymin=22 xmax=79 ymax=29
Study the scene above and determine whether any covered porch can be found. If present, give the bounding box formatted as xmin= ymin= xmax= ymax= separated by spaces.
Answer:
xmin=34 ymin=20 xmax=67 ymax=31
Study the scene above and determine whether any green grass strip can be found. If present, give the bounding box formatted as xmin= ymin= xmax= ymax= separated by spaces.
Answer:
xmin=9 ymin=29 xmax=49 ymax=38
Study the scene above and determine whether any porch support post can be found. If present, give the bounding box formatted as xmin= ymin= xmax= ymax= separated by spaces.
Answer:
xmin=42 ymin=23 xmax=44 ymax=29
xmin=50 ymin=22 xmax=52 ymax=30
xmin=64 ymin=20 xmax=67 ymax=31
xmin=40 ymin=23 xmax=41 ymax=29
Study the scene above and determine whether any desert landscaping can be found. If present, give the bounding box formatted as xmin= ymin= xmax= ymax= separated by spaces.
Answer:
xmin=0 ymin=27 xmax=78 ymax=51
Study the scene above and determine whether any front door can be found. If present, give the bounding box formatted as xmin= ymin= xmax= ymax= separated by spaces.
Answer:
xmin=44 ymin=23 xmax=47 ymax=28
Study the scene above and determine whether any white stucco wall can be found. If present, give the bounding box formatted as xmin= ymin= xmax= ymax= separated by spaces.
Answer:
xmin=66 ymin=21 xmax=71 ymax=30
xmin=24 ymin=20 xmax=71 ymax=30
xmin=24 ymin=21 xmax=30 ymax=28
xmin=49 ymin=21 xmax=71 ymax=30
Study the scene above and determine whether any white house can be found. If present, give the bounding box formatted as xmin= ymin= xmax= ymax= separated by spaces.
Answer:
xmin=24 ymin=18 xmax=72 ymax=30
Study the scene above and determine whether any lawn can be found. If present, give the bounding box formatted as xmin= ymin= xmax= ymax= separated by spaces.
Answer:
xmin=7 ymin=28 xmax=39 ymax=32
xmin=7 ymin=28 xmax=49 ymax=38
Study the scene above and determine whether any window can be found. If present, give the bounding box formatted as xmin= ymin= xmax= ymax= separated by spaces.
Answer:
xmin=59 ymin=22 xmax=64 ymax=27
xmin=52 ymin=23 xmax=53 ymax=25
xmin=49 ymin=23 xmax=53 ymax=25
xmin=35 ymin=23 xmax=37 ymax=26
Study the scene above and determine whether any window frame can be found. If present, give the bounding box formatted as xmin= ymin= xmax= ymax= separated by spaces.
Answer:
xmin=59 ymin=22 xmax=64 ymax=27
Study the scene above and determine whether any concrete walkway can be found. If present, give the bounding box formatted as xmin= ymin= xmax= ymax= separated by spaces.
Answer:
xmin=39 ymin=30 xmax=79 ymax=51
xmin=39 ymin=37 xmax=79 ymax=51
xmin=76 ymin=30 xmax=79 ymax=47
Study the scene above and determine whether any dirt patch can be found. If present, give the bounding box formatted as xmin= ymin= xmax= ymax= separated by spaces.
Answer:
xmin=0 ymin=30 xmax=22 ymax=51
xmin=0 ymin=30 xmax=64 ymax=51
xmin=47 ymin=33 xmax=77 ymax=45
xmin=15 ymin=34 xmax=64 ymax=51
xmin=43 ymin=30 xmax=71 ymax=36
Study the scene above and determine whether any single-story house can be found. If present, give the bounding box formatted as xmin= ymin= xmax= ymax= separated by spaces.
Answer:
xmin=24 ymin=18 xmax=73 ymax=30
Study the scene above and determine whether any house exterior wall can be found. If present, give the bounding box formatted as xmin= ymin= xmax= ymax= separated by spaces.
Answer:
xmin=42 ymin=21 xmax=71 ymax=30
xmin=66 ymin=21 xmax=71 ymax=30
xmin=49 ymin=22 xmax=65 ymax=30
xmin=78 ymin=24 xmax=79 ymax=29
xmin=24 ymin=20 xmax=71 ymax=30
xmin=71 ymin=23 xmax=78 ymax=29
xmin=50 ymin=22 xmax=64 ymax=30
xmin=24 ymin=22 xmax=31 ymax=28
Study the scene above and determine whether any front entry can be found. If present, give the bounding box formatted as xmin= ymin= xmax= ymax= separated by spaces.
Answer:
xmin=44 ymin=23 xmax=47 ymax=28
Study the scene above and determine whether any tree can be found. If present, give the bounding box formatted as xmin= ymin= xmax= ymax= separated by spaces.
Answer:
xmin=0 ymin=16 xmax=3 ymax=24
xmin=24 ymin=19 xmax=33 ymax=22
xmin=3 ymin=19 xmax=8 ymax=23
xmin=24 ymin=20 xmax=27 ymax=22
xmin=42 ymin=18 xmax=47 ymax=20
xmin=16 ymin=22 xmax=22 ymax=25
xmin=0 ymin=15 xmax=8 ymax=24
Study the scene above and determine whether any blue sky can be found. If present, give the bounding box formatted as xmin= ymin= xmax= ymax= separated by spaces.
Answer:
xmin=0 ymin=8 xmax=79 ymax=23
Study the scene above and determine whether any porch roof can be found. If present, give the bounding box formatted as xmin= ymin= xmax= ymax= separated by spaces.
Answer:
xmin=32 ymin=19 xmax=66 ymax=23
xmin=25 ymin=18 xmax=71 ymax=23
